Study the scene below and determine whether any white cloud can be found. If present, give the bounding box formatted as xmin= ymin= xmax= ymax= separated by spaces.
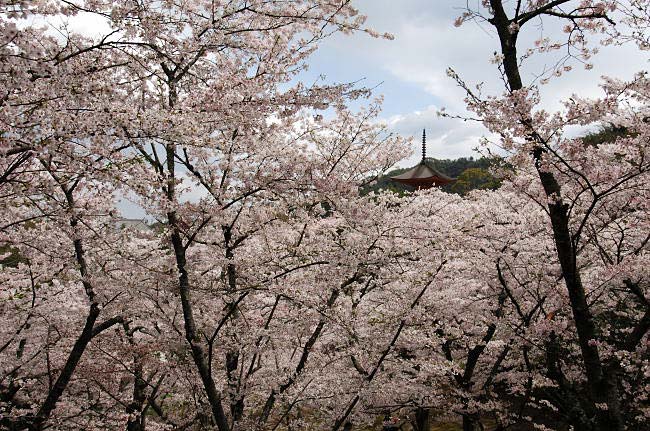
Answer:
xmin=311 ymin=1 xmax=650 ymax=159
xmin=384 ymin=105 xmax=490 ymax=164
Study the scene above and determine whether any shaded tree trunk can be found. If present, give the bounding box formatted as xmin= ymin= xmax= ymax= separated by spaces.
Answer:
xmin=125 ymin=324 xmax=148 ymax=431
xmin=163 ymin=76 xmax=231 ymax=431
xmin=413 ymin=407 xmax=430 ymax=431
xmin=31 ymin=304 xmax=101 ymax=431
xmin=166 ymin=143 xmax=230 ymax=431
xmin=168 ymin=210 xmax=231 ymax=431
xmin=462 ymin=414 xmax=480 ymax=431
xmin=27 ymin=185 xmax=123 ymax=431
xmin=486 ymin=2 xmax=623 ymax=430
xmin=223 ymin=226 xmax=244 ymax=425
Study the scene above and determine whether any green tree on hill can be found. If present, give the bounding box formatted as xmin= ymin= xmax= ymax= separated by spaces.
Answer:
xmin=365 ymin=156 xmax=502 ymax=195
xmin=451 ymin=167 xmax=501 ymax=195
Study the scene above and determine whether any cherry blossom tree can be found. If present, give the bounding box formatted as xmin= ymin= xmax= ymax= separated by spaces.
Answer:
xmin=2 ymin=1 xmax=649 ymax=431
xmin=450 ymin=1 xmax=650 ymax=430
xmin=1 ymin=2 xmax=409 ymax=430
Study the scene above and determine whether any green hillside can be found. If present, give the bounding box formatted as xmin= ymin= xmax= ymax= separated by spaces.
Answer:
xmin=365 ymin=156 xmax=503 ymax=195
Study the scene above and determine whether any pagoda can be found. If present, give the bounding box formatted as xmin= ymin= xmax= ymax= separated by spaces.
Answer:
xmin=390 ymin=130 xmax=455 ymax=189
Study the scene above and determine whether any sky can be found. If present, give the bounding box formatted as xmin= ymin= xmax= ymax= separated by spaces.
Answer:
xmin=298 ymin=0 xmax=649 ymax=165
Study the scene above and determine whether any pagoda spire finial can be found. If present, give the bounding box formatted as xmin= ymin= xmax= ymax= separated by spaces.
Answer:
xmin=390 ymin=128 xmax=456 ymax=189
xmin=422 ymin=129 xmax=427 ymax=162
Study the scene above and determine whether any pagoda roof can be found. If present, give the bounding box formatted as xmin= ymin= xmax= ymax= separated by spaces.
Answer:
xmin=390 ymin=160 xmax=455 ymax=189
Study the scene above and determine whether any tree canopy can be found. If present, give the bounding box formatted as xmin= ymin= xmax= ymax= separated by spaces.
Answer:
xmin=1 ymin=2 xmax=648 ymax=431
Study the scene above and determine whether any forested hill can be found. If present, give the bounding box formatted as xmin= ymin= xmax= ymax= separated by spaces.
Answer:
xmin=365 ymin=156 xmax=502 ymax=195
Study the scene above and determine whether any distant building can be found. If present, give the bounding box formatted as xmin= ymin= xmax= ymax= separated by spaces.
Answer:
xmin=113 ymin=218 xmax=151 ymax=231
xmin=391 ymin=129 xmax=456 ymax=189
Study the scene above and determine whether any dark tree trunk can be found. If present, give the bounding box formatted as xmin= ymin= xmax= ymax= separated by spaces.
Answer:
xmin=223 ymin=226 xmax=244 ymax=424
xmin=168 ymin=212 xmax=231 ymax=431
xmin=25 ymin=185 xmax=122 ymax=431
xmin=165 ymin=139 xmax=230 ymax=431
xmin=125 ymin=324 xmax=148 ymax=431
xmin=486 ymin=2 xmax=624 ymax=430
xmin=226 ymin=350 xmax=244 ymax=423
xmin=413 ymin=407 xmax=430 ymax=431
xmin=462 ymin=414 xmax=480 ymax=431
xmin=31 ymin=304 xmax=101 ymax=431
